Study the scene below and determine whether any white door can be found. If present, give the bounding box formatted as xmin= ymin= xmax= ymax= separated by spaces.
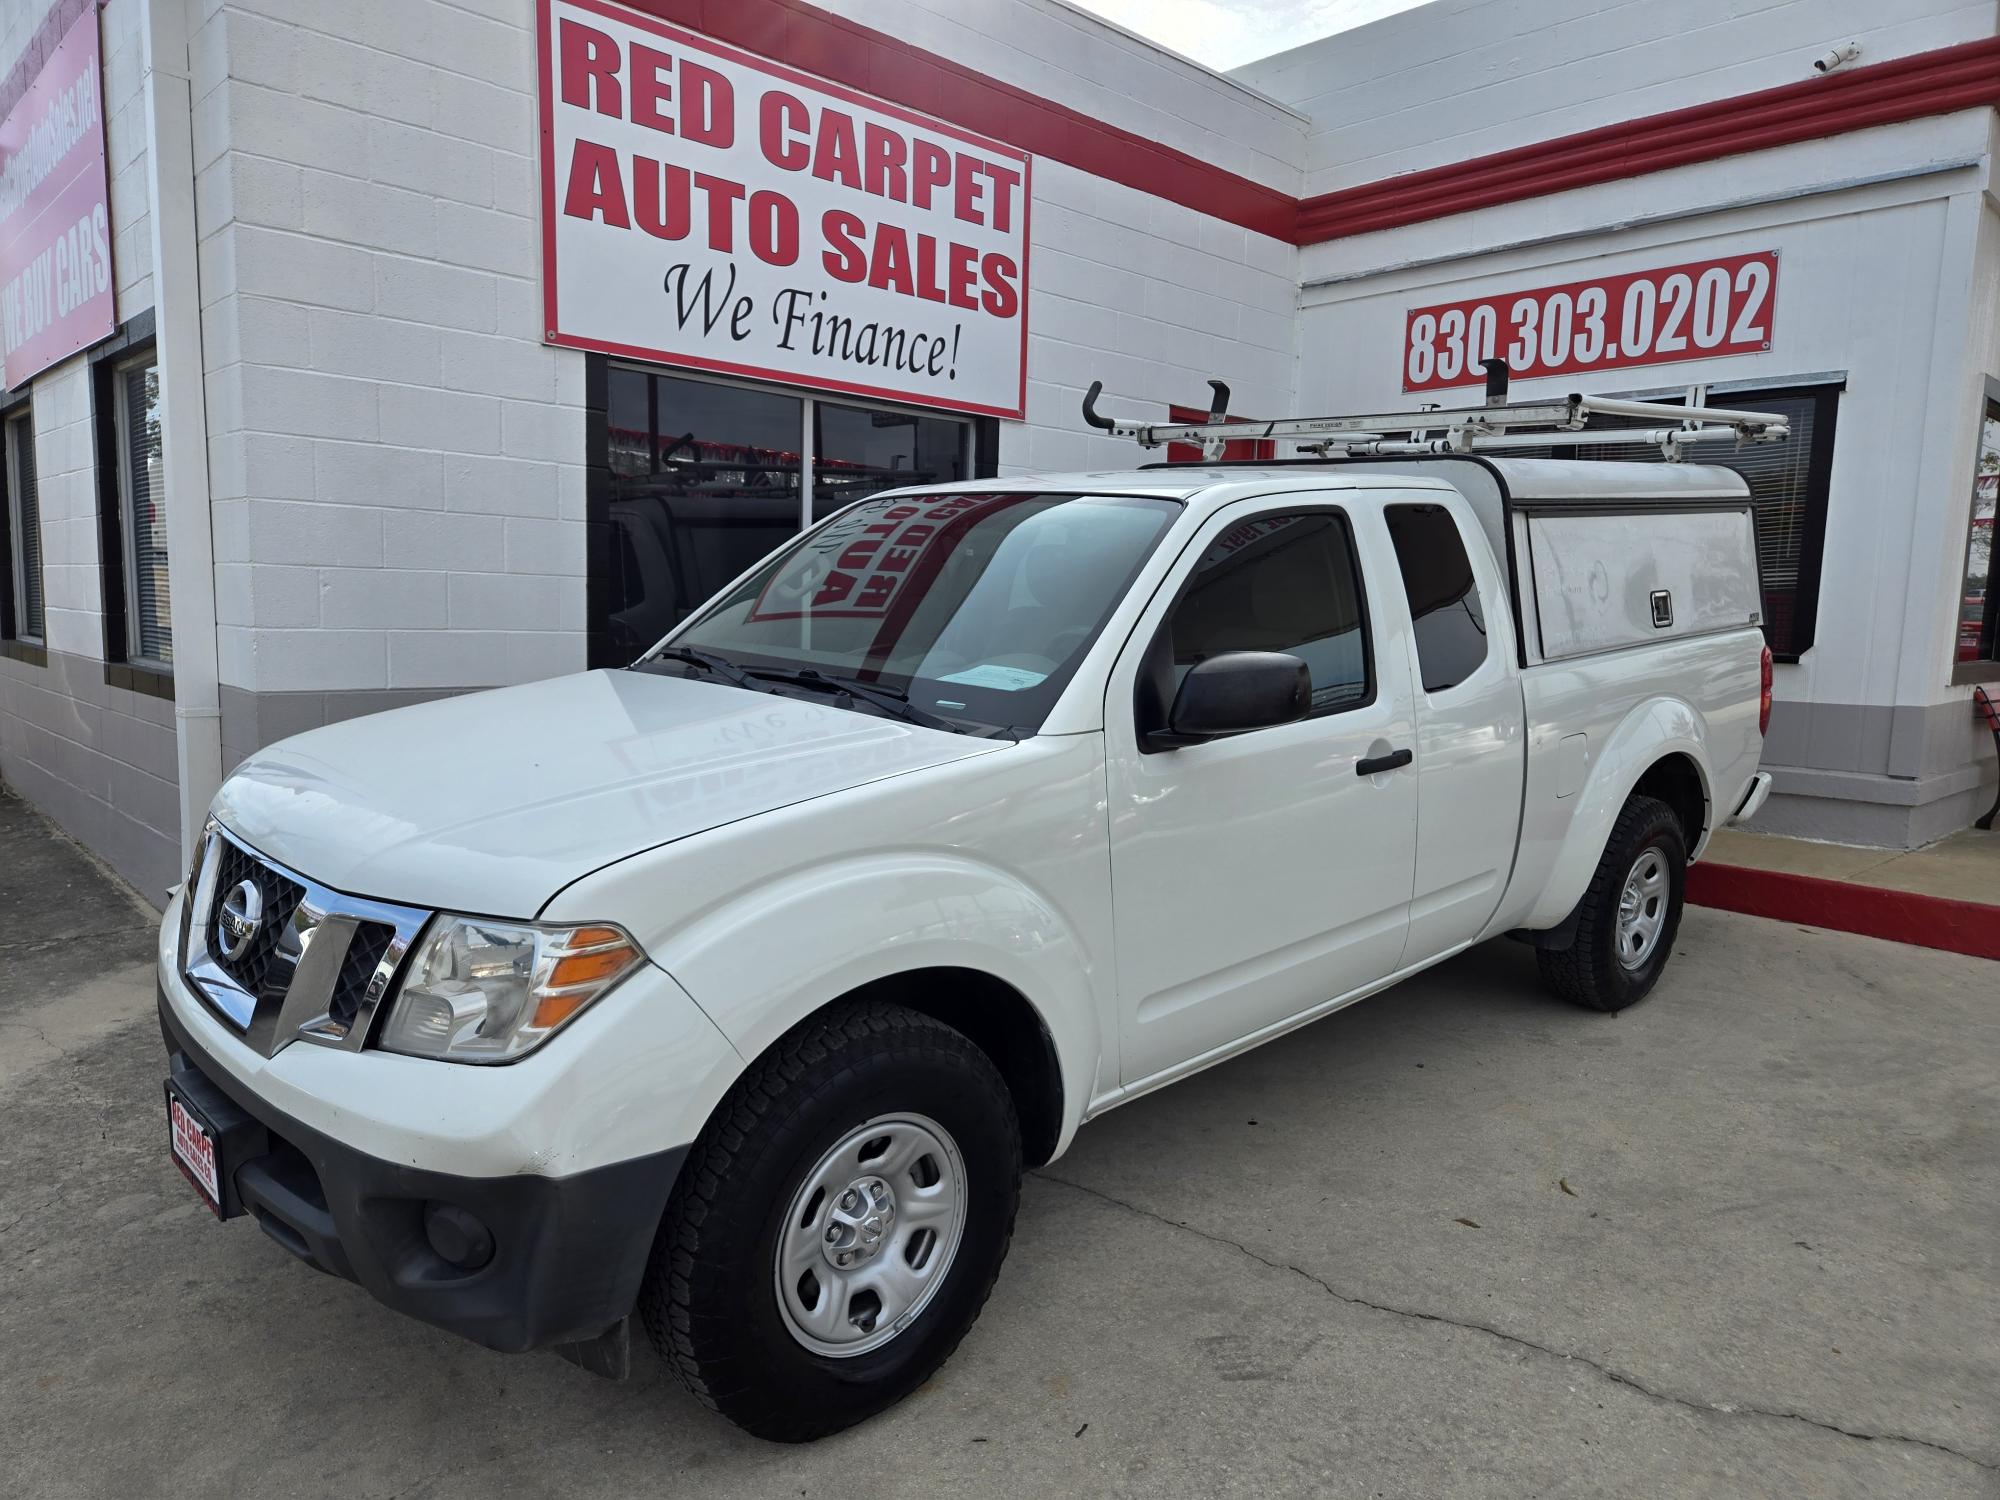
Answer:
xmin=1105 ymin=498 xmax=1420 ymax=1086
xmin=1381 ymin=495 xmax=1528 ymax=961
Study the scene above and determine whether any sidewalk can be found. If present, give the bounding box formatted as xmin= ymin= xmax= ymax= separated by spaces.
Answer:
xmin=1692 ymin=825 xmax=2000 ymax=961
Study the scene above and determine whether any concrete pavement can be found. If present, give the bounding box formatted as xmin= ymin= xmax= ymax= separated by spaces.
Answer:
xmin=1 ymin=786 xmax=1994 ymax=1498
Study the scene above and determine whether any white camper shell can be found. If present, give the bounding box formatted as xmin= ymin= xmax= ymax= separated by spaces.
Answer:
xmin=1324 ymin=456 xmax=1762 ymax=666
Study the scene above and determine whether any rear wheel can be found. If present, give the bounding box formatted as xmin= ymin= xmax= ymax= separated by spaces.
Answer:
xmin=1537 ymin=793 xmax=1687 ymax=1012
xmin=640 ymin=1000 xmax=1021 ymax=1441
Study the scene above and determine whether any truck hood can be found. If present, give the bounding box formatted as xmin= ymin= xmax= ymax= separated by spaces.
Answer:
xmin=213 ymin=669 xmax=1004 ymax=915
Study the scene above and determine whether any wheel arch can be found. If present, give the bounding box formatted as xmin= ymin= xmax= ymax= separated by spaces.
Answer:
xmin=1518 ymin=697 xmax=1715 ymax=931
xmin=787 ymin=968 xmax=1065 ymax=1168
xmin=1630 ymin=750 xmax=1709 ymax=852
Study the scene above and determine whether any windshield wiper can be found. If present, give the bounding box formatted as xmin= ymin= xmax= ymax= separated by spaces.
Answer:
xmin=746 ymin=668 xmax=969 ymax=735
xmin=635 ymin=647 xmax=761 ymax=692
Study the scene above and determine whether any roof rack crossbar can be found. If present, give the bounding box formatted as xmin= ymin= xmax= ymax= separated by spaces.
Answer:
xmin=1080 ymin=360 xmax=1790 ymax=462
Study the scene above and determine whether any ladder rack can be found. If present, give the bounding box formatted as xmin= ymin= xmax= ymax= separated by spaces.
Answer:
xmin=1081 ymin=359 xmax=1791 ymax=463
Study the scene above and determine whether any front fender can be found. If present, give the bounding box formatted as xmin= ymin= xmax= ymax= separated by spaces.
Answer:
xmin=557 ymin=849 xmax=1106 ymax=1161
xmin=1518 ymin=696 xmax=1713 ymax=931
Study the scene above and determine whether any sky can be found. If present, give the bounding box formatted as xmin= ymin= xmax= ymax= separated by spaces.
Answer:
xmin=1062 ymin=0 xmax=1434 ymax=73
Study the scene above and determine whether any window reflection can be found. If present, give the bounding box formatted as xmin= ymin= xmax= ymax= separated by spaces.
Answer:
xmin=813 ymin=403 xmax=968 ymax=519
xmin=1961 ymin=400 xmax=1997 ymax=665
xmin=604 ymin=370 xmax=803 ymax=656
xmin=598 ymin=368 xmax=976 ymax=661
xmin=1386 ymin=503 xmax=1487 ymax=691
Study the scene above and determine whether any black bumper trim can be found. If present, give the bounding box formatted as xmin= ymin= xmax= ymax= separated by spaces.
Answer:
xmin=159 ymin=984 xmax=687 ymax=1354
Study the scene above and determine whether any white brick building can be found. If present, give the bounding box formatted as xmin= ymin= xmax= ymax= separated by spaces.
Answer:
xmin=0 ymin=0 xmax=1996 ymax=898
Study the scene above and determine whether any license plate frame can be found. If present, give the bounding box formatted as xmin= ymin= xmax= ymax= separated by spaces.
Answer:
xmin=167 ymin=1083 xmax=225 ymax=1218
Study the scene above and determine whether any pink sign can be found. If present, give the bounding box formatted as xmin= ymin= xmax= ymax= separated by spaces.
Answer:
xmin=0 ymin=8 xmax=113 ymax=390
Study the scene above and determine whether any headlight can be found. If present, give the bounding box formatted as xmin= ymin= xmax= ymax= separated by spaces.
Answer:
xmin=377 ymin=916 xmax=645 ymax=1063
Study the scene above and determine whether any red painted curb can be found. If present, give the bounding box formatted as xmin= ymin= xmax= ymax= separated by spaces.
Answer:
xmin=1687 ymin=862 xmax=2000 ymax=962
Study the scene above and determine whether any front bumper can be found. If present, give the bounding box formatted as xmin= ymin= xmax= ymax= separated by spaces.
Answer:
xmin=160 ymin=988 xmax=686 ymax=1354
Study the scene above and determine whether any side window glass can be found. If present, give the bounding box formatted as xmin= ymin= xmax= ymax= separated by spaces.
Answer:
xmin=1386 ymin=503 xmax=1489 ymax=692
xmin=1167 ymin=513 xmax=1370 ymax=713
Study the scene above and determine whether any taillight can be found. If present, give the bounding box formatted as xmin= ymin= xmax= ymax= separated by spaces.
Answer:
xmin=1758 ymin=645 xmax=1773 ymax=737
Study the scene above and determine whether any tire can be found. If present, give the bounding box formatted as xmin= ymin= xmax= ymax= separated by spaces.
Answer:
xmin=640 ymin=1000 xmax=1022 ymax=1442
xmin=1537 ymin=794 xmax=1687 ymax=1013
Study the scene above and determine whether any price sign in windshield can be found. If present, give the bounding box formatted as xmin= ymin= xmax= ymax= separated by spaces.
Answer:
xmin=1402 ymin=251 xmax=1777 ymax=392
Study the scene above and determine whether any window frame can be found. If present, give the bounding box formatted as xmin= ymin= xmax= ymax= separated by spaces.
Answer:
xmin=1138 ymin=502 xmax=1379 ymax=751
xmin=584 ymin=356 xmax=998 ymax=668
xmin=111 ymin=347 xmax=171 ymax=676
xmin=0 ymin=393 xmax=46 ymax=663
xmin=1949 ymin=378 xmax=2000 ymax=686
xmin=88 ymin=311 xmax=171 ymax=698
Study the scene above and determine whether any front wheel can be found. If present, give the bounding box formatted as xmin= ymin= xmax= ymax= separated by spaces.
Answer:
xmin=640 ymin=1001 xmax=1022 ymax=1441
xmin=1537 ymin=793 xmax=1688 ymax=1012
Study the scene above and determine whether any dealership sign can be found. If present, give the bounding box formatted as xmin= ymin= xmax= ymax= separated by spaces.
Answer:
xmin=0 ymin=8 xmax=114 ymax=390
xmin=537 ymin=0 xmax=1031 ymax=418
xmin=1403 ymin=251 xmax=1777 ymax=393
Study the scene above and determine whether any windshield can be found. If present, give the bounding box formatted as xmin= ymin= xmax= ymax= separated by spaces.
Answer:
xmin=643 ymin=491 xmax=1183 ymax=735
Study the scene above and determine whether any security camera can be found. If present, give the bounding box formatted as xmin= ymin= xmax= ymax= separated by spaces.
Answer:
xmin=1812 ymin=42 xmax=1861 ymax=73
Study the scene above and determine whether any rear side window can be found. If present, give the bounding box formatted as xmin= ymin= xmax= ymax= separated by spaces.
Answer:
xmin=1167 ymin=512 xmax=1371 ymax=713
xmin=1386 ymin=503 xmax=1489 ymax=692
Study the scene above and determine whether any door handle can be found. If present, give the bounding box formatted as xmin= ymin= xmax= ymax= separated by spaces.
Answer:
xmin=1356 ymin=748 xmax=1413 ymax=777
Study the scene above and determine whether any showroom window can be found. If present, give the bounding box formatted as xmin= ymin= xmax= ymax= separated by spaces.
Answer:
xmin=594 ymin=364 xmax=979 ymax=663
xmin=1520 ymin=380 xmax=1840 ymax=661
xmin=1953 ymin=390 xmax=1998 ymax=679
xmin=1 ymin=404 xmax=44 ymax=655
xmin=110 ymin=352 xmax=171 ymax=671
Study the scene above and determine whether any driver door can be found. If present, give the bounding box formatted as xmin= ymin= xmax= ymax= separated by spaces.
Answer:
xmin=1105 ymin=498 xmax=1419 ymax=1086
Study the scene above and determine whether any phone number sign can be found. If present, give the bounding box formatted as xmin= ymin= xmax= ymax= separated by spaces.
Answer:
xmin=1402 ymin=251 xmax=1777 ymax=392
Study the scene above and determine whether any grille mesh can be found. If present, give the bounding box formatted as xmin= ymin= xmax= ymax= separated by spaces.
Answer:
xmin=208 ymin=840 xmax=305 ymax=998
xmin=329 ymin=922 xmax=395 ymax=1031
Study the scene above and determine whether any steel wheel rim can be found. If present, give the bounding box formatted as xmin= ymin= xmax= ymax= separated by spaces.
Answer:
xmin=1615 ymin=843 xmax=1670 ymax=970
xmin=773 ymin=1112 xmax=967 ymax=1358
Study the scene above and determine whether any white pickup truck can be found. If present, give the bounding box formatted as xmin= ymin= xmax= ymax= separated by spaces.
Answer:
xmin=158 ymin=444 xmax=1773 ymax=1440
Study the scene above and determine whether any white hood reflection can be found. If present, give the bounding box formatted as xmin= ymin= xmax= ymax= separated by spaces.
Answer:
xmin=214 ymin=670 xmax=1003 ymax=915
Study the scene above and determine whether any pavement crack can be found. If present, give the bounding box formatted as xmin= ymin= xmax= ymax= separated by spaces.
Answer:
xmin=0 ymin=1194 xmax=61 ymax=1241
xmin=1035 ymin=1172 xmax=1996 ymax=1472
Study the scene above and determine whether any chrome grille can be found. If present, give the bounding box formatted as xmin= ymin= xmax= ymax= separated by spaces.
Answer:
xmin=207 ymin=837 xmax=306 ymax=999
xmin=180 ymin=823 xmax=432 ymax=1059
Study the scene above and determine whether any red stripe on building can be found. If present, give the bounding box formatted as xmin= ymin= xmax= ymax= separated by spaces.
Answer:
xmin=1687 ymin=862 xmax=2000 ymax=962
xmin=1296 ymin=36 xmax=2000 ymax=242
xmin=604 ymin=3 xmax=2000 ymax=248
xmin=613 ymin=0 xmax=1299 ymax=238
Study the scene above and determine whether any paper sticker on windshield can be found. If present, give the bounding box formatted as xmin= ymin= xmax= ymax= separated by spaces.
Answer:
xmin=938 ymin=664 xmax=1048 ymax=691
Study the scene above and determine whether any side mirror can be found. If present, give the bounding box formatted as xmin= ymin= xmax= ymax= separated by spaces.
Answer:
xmin=1151 ymin=651 xmax=1311 ymax=749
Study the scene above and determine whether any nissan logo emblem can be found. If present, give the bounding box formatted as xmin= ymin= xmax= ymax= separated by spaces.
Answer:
xmin=217 ymin=879 xmax=265 ymax=961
